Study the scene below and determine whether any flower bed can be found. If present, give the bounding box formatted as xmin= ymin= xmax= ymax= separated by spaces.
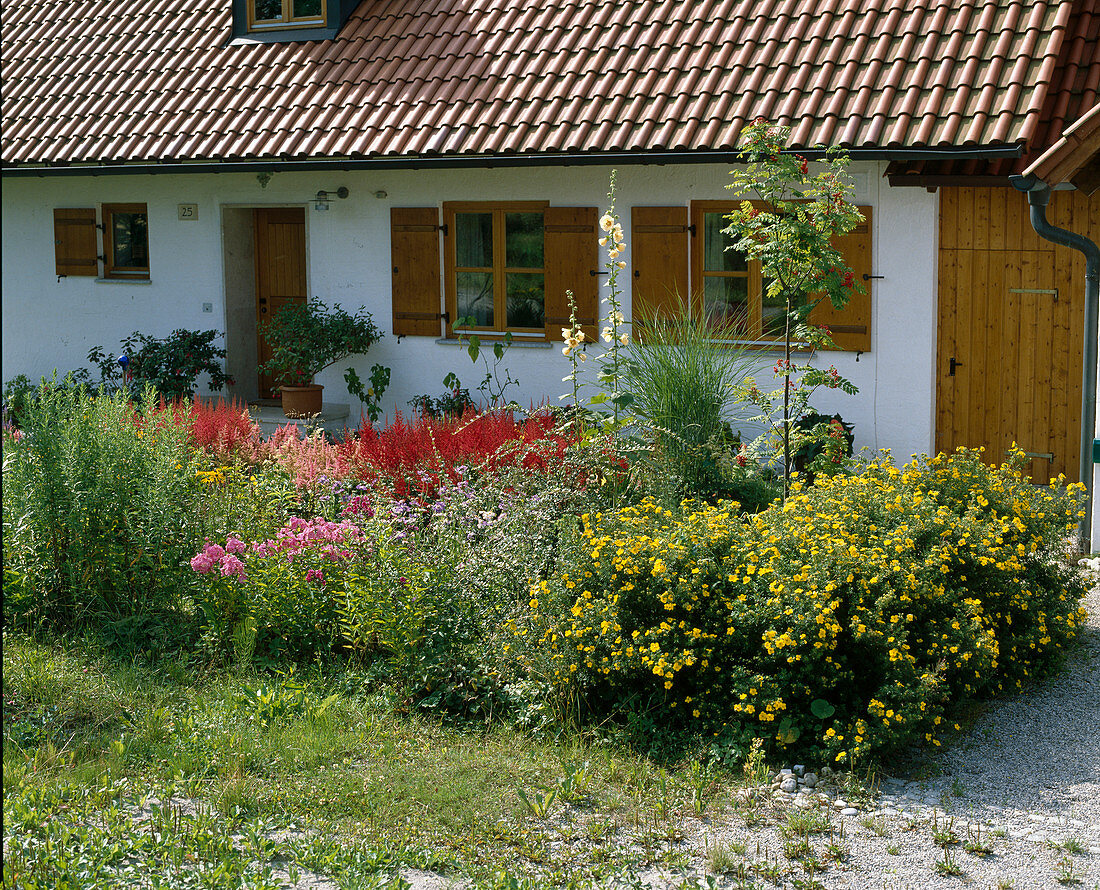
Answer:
xmin=522 ymin=450 xmax=1086 ymax=762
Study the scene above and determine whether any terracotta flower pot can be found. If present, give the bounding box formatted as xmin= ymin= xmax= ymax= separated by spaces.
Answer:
xmin=280 ymin=384 xmax=323 ymax=418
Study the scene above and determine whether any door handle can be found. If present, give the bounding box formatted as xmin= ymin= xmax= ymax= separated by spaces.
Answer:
xmin=948 ymin=357 xmax=962 ymax=376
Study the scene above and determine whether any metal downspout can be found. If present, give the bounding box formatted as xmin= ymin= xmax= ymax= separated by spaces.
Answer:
xmin=1010 ymin=177 xmax=1099 ymax=550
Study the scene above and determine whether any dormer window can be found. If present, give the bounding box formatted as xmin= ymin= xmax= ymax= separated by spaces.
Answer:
xmin=249 ymin=0 xmax=325 ymax=30
xmin=231 ymin=0 xmax=356 ymax=43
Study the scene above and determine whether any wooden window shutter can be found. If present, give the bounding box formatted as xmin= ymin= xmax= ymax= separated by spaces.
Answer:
xmin=631 ymin=206 xmax=690 ymax=326
xmin=391 ymin=207 xmax=443 ymax=336
xmin=53 ymin=208 xmax=98 ymax=276
xmin=809 ymin=206 xmax=873 ymax=352
xmin=544 ymin=206 xmax=599 ymax=342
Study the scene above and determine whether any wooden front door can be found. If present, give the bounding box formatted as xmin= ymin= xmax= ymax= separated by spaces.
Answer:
xmin=936 ymin=187 xmax=1095 ymax=483
xmin=255 ymin=208 xmax=307 ymax=398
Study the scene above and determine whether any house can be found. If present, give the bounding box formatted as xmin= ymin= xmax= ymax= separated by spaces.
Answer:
xmin=2 ymin=0 xmax=1097 ymax=544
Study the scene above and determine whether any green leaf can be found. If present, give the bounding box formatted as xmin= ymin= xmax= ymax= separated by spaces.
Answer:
xmin=776 ymin=717 xmax=800 ymax=746
xmin=810 ymin=699 xmax=835 ymax=720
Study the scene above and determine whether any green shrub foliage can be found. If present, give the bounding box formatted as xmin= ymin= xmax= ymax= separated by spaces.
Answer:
xmin=3 ymin=384 xmax=201 ymax=631
xmin=522 ymin=450 xmax=1086 ymax=762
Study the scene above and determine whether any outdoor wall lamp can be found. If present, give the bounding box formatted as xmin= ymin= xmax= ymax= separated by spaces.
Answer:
xmin=313 ymin=187 xmax=349 ymax=211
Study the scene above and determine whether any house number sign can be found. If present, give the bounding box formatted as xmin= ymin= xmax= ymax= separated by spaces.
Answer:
xmin=177 ymin=204 xmax=198 ymax=220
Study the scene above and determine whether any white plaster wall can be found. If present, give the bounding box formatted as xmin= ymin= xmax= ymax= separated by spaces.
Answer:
xmin=1 ymin=162 xmax=939 ymax=460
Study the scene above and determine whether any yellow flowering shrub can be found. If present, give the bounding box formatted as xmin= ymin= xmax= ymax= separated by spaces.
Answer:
xmin=520 ymin=449 xmax=1086 ymax=762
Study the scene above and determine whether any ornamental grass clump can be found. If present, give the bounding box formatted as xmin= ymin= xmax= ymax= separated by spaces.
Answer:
xmin=521 ymin=449 xmax=1086 ymax=763
xmin=625 ymin=297 xmax=760 ymax=504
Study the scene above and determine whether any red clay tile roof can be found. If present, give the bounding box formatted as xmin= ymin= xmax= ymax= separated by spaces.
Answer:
xmin=1023 ymin=102 xmax=1100 ymax=192
xmin=2 ymin=0 xmax=1097 ymax=169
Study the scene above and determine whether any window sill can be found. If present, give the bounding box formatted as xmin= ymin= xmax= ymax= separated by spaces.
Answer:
xmin=95 ymin=277 xmax=151 ymax=285
xmin=228 ymin=26 xmax=339 ymax=45
xmin=435 ymin=338 xmax=552 ymax=349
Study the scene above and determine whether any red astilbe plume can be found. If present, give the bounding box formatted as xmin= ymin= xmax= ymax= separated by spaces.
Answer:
xmin=186 ymin=396 xmax=260 ymax=461
xmin=340 ymin=410 xmax=575 ymax=500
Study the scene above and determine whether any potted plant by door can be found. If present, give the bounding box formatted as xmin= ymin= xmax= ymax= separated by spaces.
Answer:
xmin=259 ymin=300 xmax=383 ymax=418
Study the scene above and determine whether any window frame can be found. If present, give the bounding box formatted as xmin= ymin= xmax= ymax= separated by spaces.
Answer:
xmin=442 ymin=200 xmax=550 ymax=340
xmin=689 ymin=200 xmax=801 ymax=345
xmin=102 ymin=203 xmax=150 ymax=280
xmin=248 ymin=0 xmax=326 ymax=31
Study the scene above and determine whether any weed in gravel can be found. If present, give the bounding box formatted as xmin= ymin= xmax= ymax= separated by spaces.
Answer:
xmin=990 ymin=827 xmax=1008 ymax=839
xmin=556 ymin=758 xmax=592 ymax=804
xmin=742 ymin=738 xmax=769 ymax=788
xmin=995 ymin=881 xmax=1016 ymax=890
xmin=934 ymin=845 xmax=965 ymax=878
xmin=686 ymin=759 xmax=716 ymax=817
xmin=838 ymin=762 xmax=880 ymax=805
xmin=1056 ymin=856 xmax=1082 ymax=885
xmin=516 ymin=784 xmax=557 ymax=820
xmin=886 ymin=844 xmax=900 ymax=855
xmin=822 ymin=839 xmax=848 ymax=862
xmin=741 ymin=805 xmax=766 ymax=829
xmin=705 ymin=838 xmax=748 ymax=874
xmin=1056 ymin=837 xmax=1086 ymax=855
xmin=963 ymin=823 xmax=993 ymax=856
xmin=931 ymin=812 xmax=960 ymax=847
xmin=783 ymin=837 xmax=814 ymax=861
xmin=781 ymin=807 xmax=831 ymax=837
xmin=857 ymin=814 xmax=889 ymax=837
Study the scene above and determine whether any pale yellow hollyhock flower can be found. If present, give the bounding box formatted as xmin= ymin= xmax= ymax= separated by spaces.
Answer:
xmin=562 ymin=345 xmax=572 ymax=356
xmin=608 ymin=248 xmax=620 ymax=259
xmin=619 ymin=333 xmax=629 ymax=346
xmin=599 ymin=214 xmax=614 ymax=231
xmin=561 ymin=327 xmax=572 ymax=340
xmin=598 ymin=236 xmax=608 ymax=246
xmin=576 ymin=330 xmax=586 ymax=342
xmin=616 ymin=261 xmax=626 ymax=269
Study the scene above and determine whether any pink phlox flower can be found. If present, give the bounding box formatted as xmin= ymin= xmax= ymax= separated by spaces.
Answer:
xmin=190 ymin=552 xmax=216 ymax=574
xmin=225 ymin=537 xmax=246 ymax=555
xmin=220 ymin=555 xmax=246 ymax=581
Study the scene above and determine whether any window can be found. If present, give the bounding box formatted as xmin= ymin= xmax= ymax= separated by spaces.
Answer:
xmin=392 ymin=204 xmax=599 ymax=342
xmin=103 ymin=203 xmax=150 ymax=279
xmin=443 ymin=202 xmax=549 ymax=336
xmin=631 ymin=202 xmax=872 ymax=352
xmin=692 ymin=201 xmax=800 ymax=340
xmin=249 ymin=0 xmax=324 ymax=29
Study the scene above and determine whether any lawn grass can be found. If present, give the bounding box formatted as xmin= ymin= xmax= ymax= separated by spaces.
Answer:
xmin=2 ymin=632 xmax=770 ymax=888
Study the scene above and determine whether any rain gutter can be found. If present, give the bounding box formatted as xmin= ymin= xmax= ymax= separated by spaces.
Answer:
xmin=1010 ymin=174 xmax=1099 ymax=551
xmin=1 ymin=144 xmax=1025 ymax=178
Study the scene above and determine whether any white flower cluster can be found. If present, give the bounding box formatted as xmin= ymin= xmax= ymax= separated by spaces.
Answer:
xmin=602 ymin=310 xmax=628 ymax=346
xmin=598 ymin=213 xmax=629 ymax=346
xmin=561 ymin=325 xmax=587 ymax=359
xmin=598 ymin=214 xmax=627 ymax=268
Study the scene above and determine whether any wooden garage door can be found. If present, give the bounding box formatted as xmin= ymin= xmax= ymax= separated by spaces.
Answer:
xmin=936 ymin=187 xmax=1095 ymax=483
